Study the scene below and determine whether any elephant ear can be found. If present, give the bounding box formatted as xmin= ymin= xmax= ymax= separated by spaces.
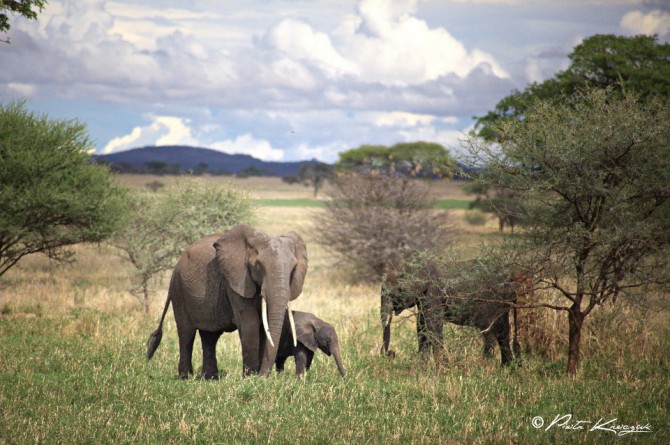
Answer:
xmin=283 ymin=231 xmax=308 ymax=301
xmin=296 ymin=320 xmax=318 ymax=352
xmin=213 ymin=224 xmax=258 ymax=299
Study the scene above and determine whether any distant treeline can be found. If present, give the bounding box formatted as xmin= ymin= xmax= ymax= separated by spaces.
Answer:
xmin=95 ymin=159 xmax=272 ymax=177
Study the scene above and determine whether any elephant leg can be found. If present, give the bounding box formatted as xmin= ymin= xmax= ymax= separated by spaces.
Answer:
xmin=275 ymin=355 xmax=287 ymax=373
xmin=231 ymin=296 xmax=263 ymax=376
xmin=199 ymin=330 xmax=222 ymax=380
xmin=305 ymin=350 xmax=315 ymax=371
xmin=177 ymin=324 xmax=196 ymax=379
xmin=294 ymin=345 xmax=310 ymax=377
xmin=494 ymin=314 xmax=514 ymax=366
xmin=482 ymin=332 xmax=497 ymax=359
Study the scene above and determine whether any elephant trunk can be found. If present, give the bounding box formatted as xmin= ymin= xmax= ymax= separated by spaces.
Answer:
xmin=332 ymin=344 xmax=346 ymax=378
xmin=260 ymin=296 xmax=288 ymax=376
xmin=259 ymin=266 xmax=293 ymax=376
xmin=381 ymin=291 xmax=393 ymax=355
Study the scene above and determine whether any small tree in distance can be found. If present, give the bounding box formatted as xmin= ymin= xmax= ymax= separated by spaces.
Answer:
xmin=282 ymin=161 xmax=334 ymax=197
xmin=463 ymin=87 xmax=670 ymax=375
xmin=315 ymin=171 xmax=453 ymax=280
xmin=111 ymin=179 xmax=256 ymax=313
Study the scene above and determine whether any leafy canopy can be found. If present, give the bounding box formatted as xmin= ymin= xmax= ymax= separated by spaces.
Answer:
xmin=474 ymin=34 xmax=670 ymax=140
xmin=282 ymin=161 xmax=334 ymax=197
xmin=0 ymin=0 xmax=47 ymax=43
xmin=0 ymin=101 xmax=129 ymax=277
xmin=337 ymin=141 xmax=455 ymax=178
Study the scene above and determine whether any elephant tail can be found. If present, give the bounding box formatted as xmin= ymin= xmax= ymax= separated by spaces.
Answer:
xmin=146 ymin=292 xmax=171 ymax=360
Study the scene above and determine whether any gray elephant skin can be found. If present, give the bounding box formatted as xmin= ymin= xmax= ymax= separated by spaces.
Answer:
xmin=146 ymin=224 xmax=308 ymax=378
xmin=381 ymin=260 xmax=520 ymax=366
xmin=275 ymin=311 xmax=346 ymax=377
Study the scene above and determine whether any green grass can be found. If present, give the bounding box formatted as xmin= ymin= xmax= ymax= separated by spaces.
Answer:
xmin=434 ymin=199 xmax=471 ymax=210
xmin=255 ymin=198 xmax=471 ymax=209
xmin=1 ymin=309 xmax=668 ymax=444
xmin=255 ymin=198 xmax=325 ymax=207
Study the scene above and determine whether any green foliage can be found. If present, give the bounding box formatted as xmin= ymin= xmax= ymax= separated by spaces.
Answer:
xmin=286 ymin=161 xmax=334 ymax=197
xmin=474 ymin=34 xmax=670 ymax=140
xmin=464 ymin=209 xmax=487 ymax=226
xmin=111 ymin=179 xmax=256 ymax=311
xmin=0 ymin=101 xmax=130 ymax=277
xmin=237 ymin=165 xmax=269 ymax=178
xmin=337 ymin=141 xmax=455 ymax=178
xmin=0 ymin=0 xmax=46 ymax=42
xmin=464 ymin=87 xmax=670 ymax=373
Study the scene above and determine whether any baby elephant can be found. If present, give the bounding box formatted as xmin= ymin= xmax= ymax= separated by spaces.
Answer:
xmin=276 ymin=311 xmax=346 ymax=377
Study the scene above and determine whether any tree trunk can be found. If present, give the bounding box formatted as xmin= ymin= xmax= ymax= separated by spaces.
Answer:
xmin=567 ymin=304 xmax=584 ymax=375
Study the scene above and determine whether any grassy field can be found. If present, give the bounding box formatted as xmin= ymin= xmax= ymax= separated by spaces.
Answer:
xmin=1 ymin=176 xmax=668 ymax=444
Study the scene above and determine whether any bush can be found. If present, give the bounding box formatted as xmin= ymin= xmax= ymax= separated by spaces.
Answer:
xmin=314 ymin=171 xmax=453 ymax=279
xmin=111 ymin=179 xmax=256 ymax=312
xmin=464 ymin=209 xmax=487 ymax=226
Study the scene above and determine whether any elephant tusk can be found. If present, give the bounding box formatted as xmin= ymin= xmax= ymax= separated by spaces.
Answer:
xmin=262 ymin=296 xmax=275 ymax=348
xmin=287 ymin=302 xmax=297 ymax=348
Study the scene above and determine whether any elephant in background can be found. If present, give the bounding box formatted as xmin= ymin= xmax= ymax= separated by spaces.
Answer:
xmin=146 ymin=224 xmax=308 ymax=378
xmin=275 ymin=311 xmax=346 ymax=377
xmin=381 ymin=259 xmax=520 ymax=366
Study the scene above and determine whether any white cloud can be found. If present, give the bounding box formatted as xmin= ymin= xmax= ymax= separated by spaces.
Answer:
xmin=262 ymin=18 xmax=357 ymax=79
xmin=211 ymin=134 xmax=284 ymax=161
xmin=102 ymin=115 xmax=197 ymax=153
xmin=7 ymin=83 xmax=36 ymax=97
xmin=373 ymin=111 xmax=451 ymax=127
xmin=621 ymin=10 xmax=670 ymax=37
xmin=258 ymin=0 xmax=509 ymax=88
xmin=344 ymin=0 xmax=509 ymax=85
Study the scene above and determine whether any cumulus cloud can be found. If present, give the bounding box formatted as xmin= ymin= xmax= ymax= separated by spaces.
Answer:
xmin=102 ymin=116 xmax=198 ymax=153
xmin=621 ymin=9 xmax=670 ymax=38
xmin=211 ymin=134 xmax=284 ymax=161
xmin=0 ymin=0 xmax=518 ymax=161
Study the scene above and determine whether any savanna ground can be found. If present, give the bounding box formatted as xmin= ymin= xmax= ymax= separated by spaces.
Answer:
xmin=1 ymin=176 xmax=668 ymax=444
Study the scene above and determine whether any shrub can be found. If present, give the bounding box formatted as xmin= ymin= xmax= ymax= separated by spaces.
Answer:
xmin=314 ymin=171 xmax=453 ymax=280
xmin=111 ymin=179 xmax=256 ymax=312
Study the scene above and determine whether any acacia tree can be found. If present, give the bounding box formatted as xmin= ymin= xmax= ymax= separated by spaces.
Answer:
xmin=111 ymin=179 xmax=256 ymax=312
xmin=282 ymin=161 xmax=334 ymax=197
xmin=0 ymin=102 xmax=129 ymax=278
xmin=463 ymin=88 xmax=670 ymax=375
xmin=337 ymin=141 xmax=455 ymax=179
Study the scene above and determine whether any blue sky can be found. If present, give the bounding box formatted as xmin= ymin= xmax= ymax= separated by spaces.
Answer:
xmin=1 ymin=0 xmax=669 ymax=162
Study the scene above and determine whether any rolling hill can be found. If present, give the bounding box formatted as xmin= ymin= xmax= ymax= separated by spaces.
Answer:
xmin=94 ymin=145 xmax=315 ymax=177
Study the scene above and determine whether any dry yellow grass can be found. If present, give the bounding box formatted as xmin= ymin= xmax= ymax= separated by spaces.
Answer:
xmin=116 ymin=174 xmax=472 ymax=200
xmin=0 ymin=175 xmax=504 ymax=333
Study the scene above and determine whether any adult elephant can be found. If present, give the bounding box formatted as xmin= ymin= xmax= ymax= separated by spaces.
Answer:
xmin=380 ymin=259 xmax=520 ymax=366
xmin=146 ymin=224 xmax=308 ymax=378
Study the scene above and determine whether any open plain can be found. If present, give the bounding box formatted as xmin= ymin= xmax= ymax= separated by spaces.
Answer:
xmin=1 ymin=176 xmax=668 ymax=444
